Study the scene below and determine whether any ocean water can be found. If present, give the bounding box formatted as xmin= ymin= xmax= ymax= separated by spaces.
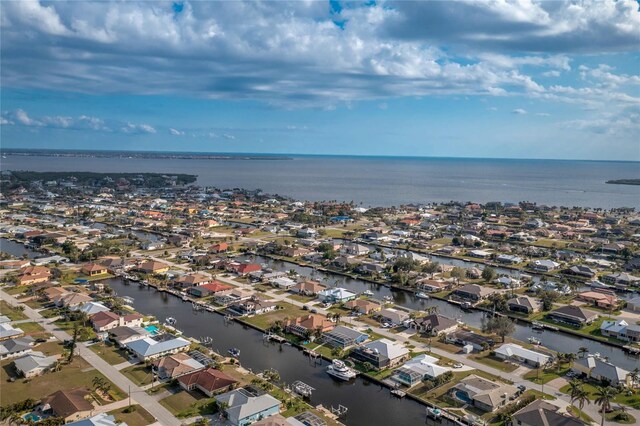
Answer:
xmin=1 ymin=154 xmax=639 ymax=208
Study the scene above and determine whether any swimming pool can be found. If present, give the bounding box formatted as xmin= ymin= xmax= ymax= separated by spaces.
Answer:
xmin=23 ymin=413 xmax=42 ymax=422
xmin=144 ymin=325 xmax=159 ymax=335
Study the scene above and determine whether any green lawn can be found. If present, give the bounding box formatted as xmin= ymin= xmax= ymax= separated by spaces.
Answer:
xmin=160 ymin=390 xmax=218 ymax=418
xmin=0 ymin=300 xmax=27 ymax=320
xmin=121 ymin=365 xmax=154 ymax=387
xmin=605 ymin=411 xmax=636 ymax=424
xmin=559 ymin=383 xmax=640 ymax=409
xmin=108 ymin=405 xmax=156 ymax=426
xmin=89 ymin=343 xmax=132 ymax=365
xmin=2 ymin=286 xmax=27 ymax=296
xmin=469 ymin=353 xmax=519 ymax=373
xmin=567 ymin=406 xmax=594 ymax=423
xmin=0 ymin=357 xmax=125 ymax=405
xmin=524 ymin=366 xmax=570 ymax=384
xmin=15 ymin=321 xmax=44 ymax=334
xmin=243 ymin=302 xmax=309 ymax=330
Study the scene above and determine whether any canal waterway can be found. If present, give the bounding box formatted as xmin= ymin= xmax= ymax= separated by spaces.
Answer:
xmin=107 ymin=278 xmax=428 ymax=426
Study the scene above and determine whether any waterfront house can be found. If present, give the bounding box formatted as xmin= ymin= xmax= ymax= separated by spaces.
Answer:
xmin=378 ymin=308 xmax=409 ymax=326
xmin=602 ymin=272 xmax=640 ymax=289
xmin=416 ymin=279 xmax=450 ymax=293
xmin=317 ymin=287 xmax=357 ymax=304
xmin=322 ymin=325 xmax=368 ymax=349
xmin=109 ymin=326 xmax=150 ymax=347
xmin=284 ymin=314 xmax=335 ymax=339
xmin=627 ymin=296 xmax=640 ymax=312
xmin=90 ymin=311 xmax=144 ymax=332
xmin=577 ymin=290 xmax=619 ymax=310
xmin=290 ymin=280 xmax=326 ymax=296
xmin=0 ymin=336 xmax=34 ymax=360
xmin=468 ymin=249 xmax=492 ymax=259
xmin=444 ymin=330 xmax=495 ymax=351
xmin=154 ymin=352 xmax=205 ymax=379
xmin=214 ymin=288 xmax=254 ymax=306
xmin=209 ymin=242 xmax=229 ymax=253
xmin=349 ymin=338 xmax=409 ymax=369
xmin=512 ymin=400 xmax=588 ymax=426
xmin=391 ymin=354 xmax=448 ymax=387
xmin=270 ymin=277 xmax=297 ymax=290
xmin=56 ymin=292 xmax=93 ymax=308
xmin=494 ymin=343 xmax=551 ymax=367
xmin=572 ymin=355 xmax=630 ymax=386
xmin=412 ymin=314 xmax=458 ymax=336
xmin=547 ymin=305 xmax=599 ymax=326
xmin=126 ymin=335 xmax=191 ymax=361
xmin=41 ymin=388 xmax=94 ymax=423
xmin=228 ymin=299 xmax=277 ymax=316
xmin=452 ymin=284 xmax=494 ymax=302
xmin=600 ymin=320 xmax=640 ymax=343
xmin=528 ymin=260 xmax=560 ymax=272
xmin=496 ymin=276 xmax=521 ymax=289
xmin=136 ymin=260 xmax=170 ymax=274
xmin=215 ymin=388 xmax=282 ymax=426
xmin=495 ymin=254 xmax=523 ymax=265
xmin=343 ymin=243 xmax=370 ymax=256
xmin=507 ymin=296 xmax=541 ymax=314
xmin=173 ymin=273 xmax=211 ymax=289
xmin=450 ymin=375 xmax=517 ymax=412
xmin=178 ymin=367 xmax=237 ymax=396
xmin=66 ymin=413 xmax=120 ymax=426
xmin=14 ymin=351 xmax=58 ymax=378
xmin=344 ymin=299 xmax=382 ymax=315
xmin=72 ymin=301 xmax=111 ymax=316
xmin=0 ymin=259 xmax=31 ymax=269
xmin=228 ymin=262 xmax=262 ymax=276
xmin=188 ymin=281 xmax=233 ymax=298
xmin=80 ymin=263 xmax=108 ymax=276
xmin=566 ymin=265 xmax=597 ymax=279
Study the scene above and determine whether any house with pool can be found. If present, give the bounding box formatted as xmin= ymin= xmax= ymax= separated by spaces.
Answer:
xmin=214 ymin=387 xmax=281 ymax=426
xmin=450 ymin=374 xmax=517 ymax=412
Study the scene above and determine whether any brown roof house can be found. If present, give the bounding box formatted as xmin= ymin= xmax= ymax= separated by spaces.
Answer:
xmin=90 ymin=311 xmax=144 ymax=332
xmin=411 ymin=314 xmax=459 ymax=336
xmin=290 ymin=280 xmax=327 ymax=296
xmin=136 ymin=261 xmax=170 ymax=274
xmin=344 ymin=299 xmax=382 ymax=315
xmin=178 ymin=367 xmax=237 ymax=397
xmin=285 ymin=314 xmax=335 ymax=340
xmin=81 ymin=263 xmax=108 ymax=277
xmin=450 ymin=375 xmax=517 ymax=412
xmin=17 ymin=266 xmax=51 ymax=286
xmin=547 ymin=305 xmax=599 ymax=327
xmin=154 ymin=353 xmax=206 ymax=379
xmin=41 ymin=388 xmax=94 ymax=422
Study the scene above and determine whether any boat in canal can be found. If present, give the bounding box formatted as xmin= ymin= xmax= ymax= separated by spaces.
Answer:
xmin=228 ymin=348 xmax=241 ymax=357
xmin=527 ymin=337 xmax=541 ymax=345
xmin=326 ymin=359 xmax=357 ymax=381
xmin=416 ymin=292 xmax=430 ymax=299
xmin=362 ymin=290 xmax=374 ymax=296
xmin=531 ymin=321 xmax=544 ymax=330
xmin=165 ymin=317 xmax=177 ymax=326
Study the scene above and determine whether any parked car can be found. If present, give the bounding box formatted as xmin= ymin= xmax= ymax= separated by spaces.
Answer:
xmin=453 ymin=363 xmax=463 ymax=369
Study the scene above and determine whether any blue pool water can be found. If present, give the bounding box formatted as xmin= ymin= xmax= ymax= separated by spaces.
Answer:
xmin=144 ymin=325 xmax=159 ymax=335
xmin=23 ymin=413 xmax=41 ymax=422
xmin=455 ymin=390 xmax=472 ymax=404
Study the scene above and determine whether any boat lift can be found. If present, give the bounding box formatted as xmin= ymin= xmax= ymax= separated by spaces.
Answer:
xmin=331 ymin=405 xmax=348 ymax=418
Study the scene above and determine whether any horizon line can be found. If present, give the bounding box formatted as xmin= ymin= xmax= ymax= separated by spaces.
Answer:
xmin=1 ymin=147 xmax=639 ymax=164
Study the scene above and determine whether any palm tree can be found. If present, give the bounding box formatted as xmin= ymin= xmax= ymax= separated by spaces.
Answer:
xmin=629 ymin=368 xmax=639 ymax=389
xmin=574 ymin=389 xmax=591 ymax=418
xmin=578 ymin=347 xmax=589 ymax=359
xmin=594 ymin=386 xmax=617 ymax=426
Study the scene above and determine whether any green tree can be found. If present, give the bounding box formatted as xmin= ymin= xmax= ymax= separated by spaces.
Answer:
xmin=594 ymin=386 xmax=617 ymax=426
xmin=482 ymin=316 xmax=515 ymax=342
xmin=481 ymin=267 xmax=496 ymax=282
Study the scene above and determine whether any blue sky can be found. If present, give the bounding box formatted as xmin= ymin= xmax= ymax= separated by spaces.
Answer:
xmin=1 ymin=1 xmax=639 ymax=160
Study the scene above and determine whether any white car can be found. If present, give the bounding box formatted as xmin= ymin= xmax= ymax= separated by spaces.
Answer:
xmin=453 ymin=363 xmax=463 ymax=369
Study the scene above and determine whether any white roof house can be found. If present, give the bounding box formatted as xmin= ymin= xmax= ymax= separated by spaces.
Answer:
xmin=126 ymin=336 xmax=190 ymax=361
xmin=317 ymin=287 xmax=357 ymax=303
xmin=14 ymin=351 xmax=58 ymax=378
xmin=391 ymin=354 xmax=449 ymax=387
xmin=71 ymin=301 xmax=111 ymax=316
xmin=494 ymin=343 xmax=551 ymax=367
xmin=0 ymin=322 xmax=24 ymax=340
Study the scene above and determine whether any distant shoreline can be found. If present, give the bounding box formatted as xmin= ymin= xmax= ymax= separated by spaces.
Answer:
xmin=1 ymin=149 xmax=292 ymax=161
xmin=606 ymin=179 xmax=640 ymax=186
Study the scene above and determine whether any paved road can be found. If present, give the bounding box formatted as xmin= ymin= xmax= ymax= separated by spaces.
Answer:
xmin=0 ymin=289 xmax=182 ymax=426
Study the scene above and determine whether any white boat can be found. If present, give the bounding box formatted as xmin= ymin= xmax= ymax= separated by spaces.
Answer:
xmin=326 ymin=359 xmax=357 ymax=381
xmin=165 ymin=317 xmax=177 ymax=326
xmin=363 ymin=290 xmax=374 ymax=296
xmin=528 ymin=337 xmax=541 ymax=345
xmin=416 ymin=292 xmax=430 ymax=299
xmin=228 ymin=348 xmax=241 ymax=357
xmin=383 ymin=295 xmax=393 ymax=302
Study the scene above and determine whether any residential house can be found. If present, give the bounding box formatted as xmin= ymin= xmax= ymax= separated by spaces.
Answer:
xmin=0 ymin=322 xmax=24 ymax=340
xmin=17 ymin=265 xmax=51 ymax=286
xmin=174 ymin=273 xmax=211 ymax=289
xmin=512 ymin=399 xmax=588 ymax=426
xmin=317 ymin=287 xmax=356 ymax=304
xmin=270 ymin=277 xmax=297 ymax=290
xmin=136 ymin=261 xmax=170 ymax=274
xmin=228 ymin=299 xmax=278 ymax=316
xmin=391 ymin=354 xmax=448 ymax=387
xmin=81 ymin=263 xmax=108 ymax=277
xmin=450 ymin=375 xmax=517 ymax=412
xmin=577 ymin=291 xmax=619 ymax=310
xmin=600 ymin=320 xmax=640 ymax=343
xmin=445 ymin=330 xmax=495 ymax=351
xmin=284 ymin=315 xmax=335 ymax=339
xmin=496 ymin=276 xmax=521 ymax=289
xmin=495 ymin=255 xmax=523 ymax=265
xmin=528 ymin=260 xmax=560 ymax=272
xmin=72 ymin=301 xmax=111 ymax=316
xmin=378 ymin=308 xmax=409 ymax=326
xmin=507 ymin=296 xmax=541 ymax=314
xmin=214 ymin=288 xmax=254 ymax=306
xmin=154 ymin=353 xmax=205 ymax=379
xmin=547 ymin=305 xmax=599 ymax=326
xmin=602 ymin=272 xmax=640 ymax=289
xmin=290 ymin=280 xmax=326 ymax=296
xmin=14 ymin=351 xmax=58 ymax=378
xmin=349 ymin=338 xmax=409 ymax=369
xmin=56 ymin=292 xmax=94 ymax=308
xmin=41 ymin=388 xmax=94 ymax=423
xmin=125 ymin=335 xmax=191 ymax=361
xmin=90 ymin=311 xmax=144 ymax=332
xmin=215 ymin=388 xmax=282 ymax=426
xmin=412 ymin=314 xmax=458 ymax=336
xmin=109 ymin=326 xmax=150 ymax=347
xmin=67 ymin=413 xmax=120 ymax=426
xmin=627 ymin=296 xmax=640 ymax=312
xmin=566 ymin=265 xmax=597 ymax=279
xmin=322 ymin=325 xmax=368 ymax=349
xmin=209 ymin=242 xmax=229 ymax=253
xmin=228 ymin=263 xmax=262 ymax=276
xmin=178 ymin=367 xmax=238 ymax=396
xmin=188 ymin=281 xmax=234 ymax=298
xmin=572 ymin=355 xmax=630 ymax=386
xmin=344 ymin=299 xmax=382 ymax=315
xmin=343 ymin=243 xmax=370 ymax=256
xmin=452 ymin=284 xmax=494 ymax=302
xmin=0 ymin=336 xmax=34 ymax=360
xmin=494 ymin=343 xmax=551 ymax=367
xmin=416 ymin=279 xmax=450 ymax=293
